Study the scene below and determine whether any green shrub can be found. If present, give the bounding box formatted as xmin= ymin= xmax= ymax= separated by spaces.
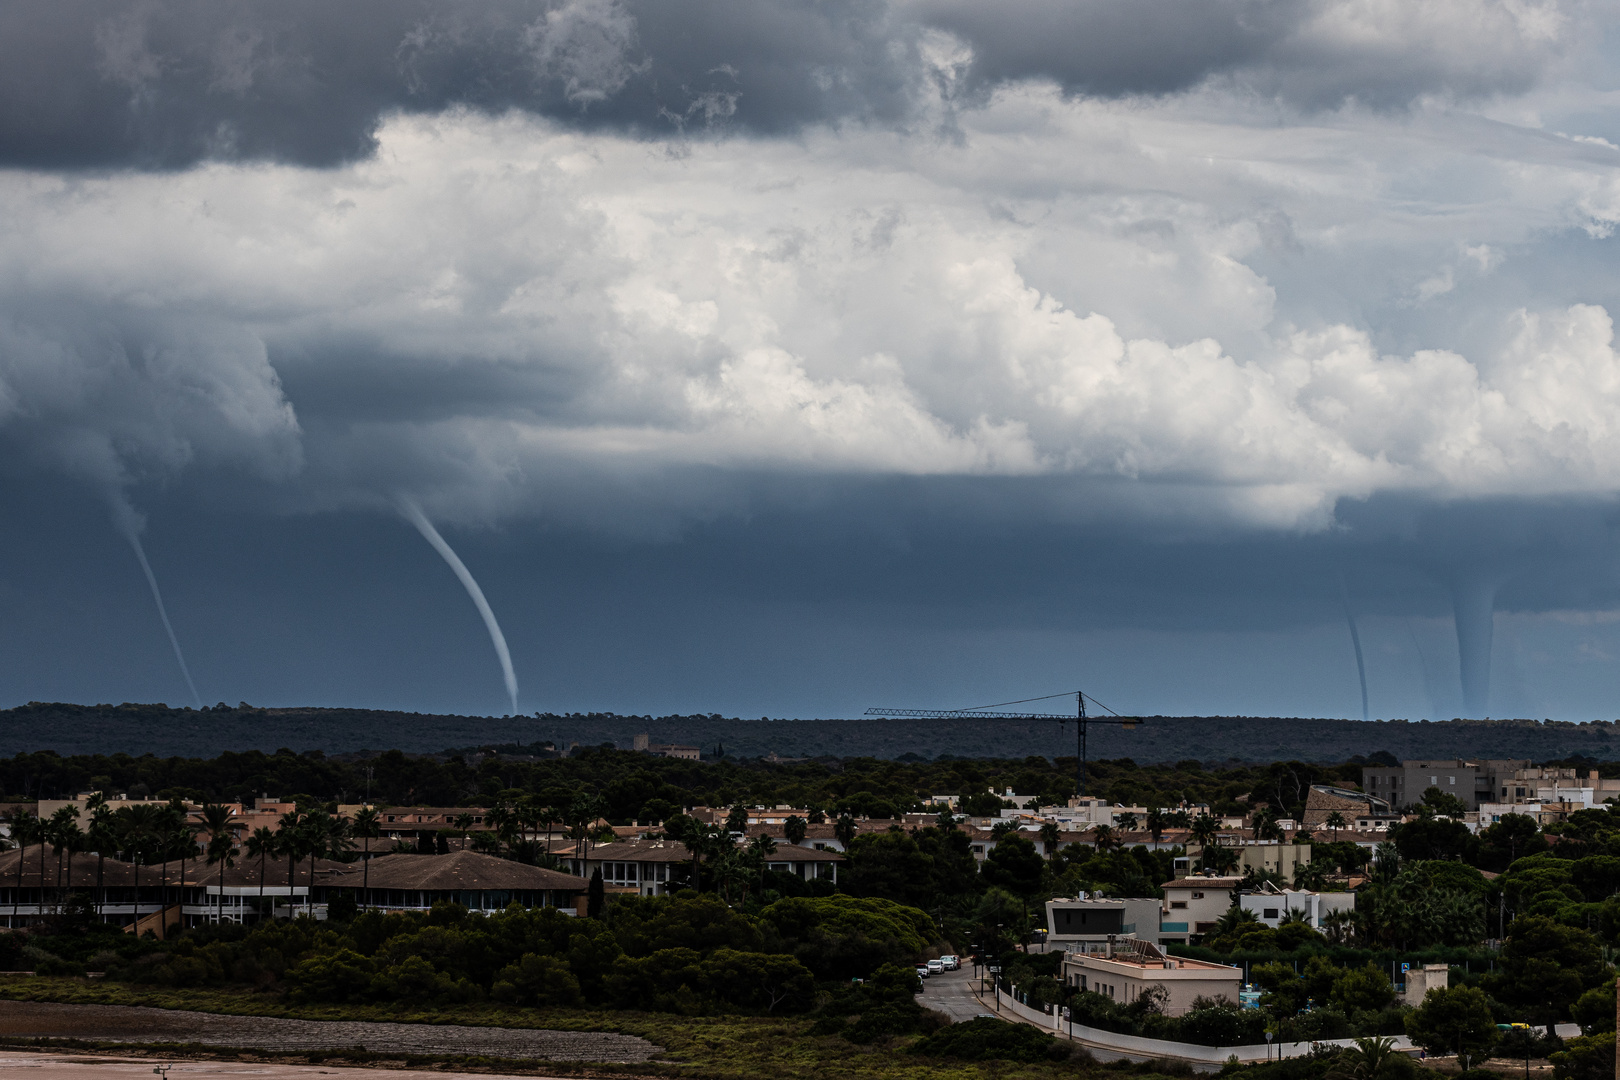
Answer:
xmin=1552 ymin=1033 xmax=1615 ymax=1080
xmin=911 ymin=1017 xmax=1070 ymax=1062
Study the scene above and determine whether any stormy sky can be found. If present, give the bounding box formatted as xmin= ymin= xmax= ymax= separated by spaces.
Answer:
xmin=2 ymin=0 xmax=1620 ymax=726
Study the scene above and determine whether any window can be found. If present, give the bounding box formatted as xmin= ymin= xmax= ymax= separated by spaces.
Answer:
xmin=1169 ymin=901 xmax=1187 ymax=909
xmin=1263 ymin=908 xmax=1278 ymax=919
xmin=1192 ymin=891 xmax=1204 ymax=899
xmin=1449 ymin=776 xmax=1456 ymax=785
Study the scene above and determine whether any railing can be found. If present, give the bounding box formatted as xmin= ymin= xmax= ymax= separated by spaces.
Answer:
xmin=991 ymin=985 xmax=1418 ymax=1071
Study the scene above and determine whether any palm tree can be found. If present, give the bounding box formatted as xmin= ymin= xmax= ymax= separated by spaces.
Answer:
xmin=1373 ymin=841 xmax=1401 ymax=882
xmin=1115 ymin=811 xmax=1138 ymax=834
xmin=199 ymin=804 xmax=234 ymax=924
xmin=677 ymin=819 xmax=723 ymax=892
xmin=1321 ymin=907 xmax=1355 ymax=945
xmin=568 ymin=794 xmax=606 ymax=861
xmin=1324 ymin=811 xmax=1347 ymax=842
xmin=1206 ymin=845 xmax=1241 ymax=875
xmin=746 ymin=832 xmax=777 ymax=896
xmin=1190 ymin=813 xmax=1220 ymax=868
xmin=206 ymin=831 xmax=236 ymax=923
xmin=56 ymin=818 xmax=84 ymax=909
xmin=351 ymin=808 xmax=379 ymax=911
xmin=156 ymin=798 xmax=194 ymax=938
xmin=1038 ymin=821 xmax=1061 ymax=862
xmin=85 ymin=795 xmax=114 ymax=922
xmin=1325 ymin=1036 xmax=1401 ymax=1080
xmin=6 ymin=810 xmax=40 ymax=927
xmin=833 ymin=814 xmax=857 ymax=847
xmin=115 ymin=803 xmax=163 ymax=933
xmin=245 ymin=827 xmax=276 ymax=922
xmin=541 ymin=804 xmax=563 ymax=858
xmin=276 ymin=810 xmax=304 ymax=918
xmin=487 ymin=803 xmax=519 ymax=854
xmin=301 ymin=811 xmax=337 ymax=917
xmin=47 ymin=806 xmax=80 ymax=904
xmin=1211 ymin=904 xmax=1259 ymax=938
xmin=1145 ymin=806 xmax=1168 ymax=844
xmin=1092 ymin=823 xmax=1117 ymax=852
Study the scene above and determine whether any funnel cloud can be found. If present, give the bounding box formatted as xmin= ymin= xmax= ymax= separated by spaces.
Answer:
xmin=109 ymin=500 xmax=202 ymax=710
xmin=398 ymin=497 xmax=520 ymax=715
xmin=0 ymin=0 xmax=1618 ymax=719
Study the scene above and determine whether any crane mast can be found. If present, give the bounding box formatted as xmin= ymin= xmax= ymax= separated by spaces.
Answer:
xmin=864 ymin=690 xmax=1140 ymax=799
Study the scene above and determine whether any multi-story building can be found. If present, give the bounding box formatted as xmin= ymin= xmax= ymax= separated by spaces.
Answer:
xmin=1158 ymin=875 xmax=1243 ymax=943
xmin=1238 ymin=883 xmax=1355 ymax=928
xmin=1182 ymin=840 xmax=1312 ymax=881
xmin=1044 ymin=895 xmax=1163 ymax=951
xmin=1360 ymin=759 xmax=1530 ymax=811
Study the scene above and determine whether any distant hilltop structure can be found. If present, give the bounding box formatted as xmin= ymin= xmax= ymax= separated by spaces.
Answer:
xmin=631 ymin=733 xmax=700 ymax=760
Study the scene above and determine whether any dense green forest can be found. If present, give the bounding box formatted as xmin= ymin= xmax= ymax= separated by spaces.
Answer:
xmin=6 ymin=700 xmax=1620 ymax=762
xmin=0 ymin=742 xmax=1383 ymax=819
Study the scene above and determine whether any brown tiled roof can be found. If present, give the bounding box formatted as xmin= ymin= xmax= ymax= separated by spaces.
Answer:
xmin=188 ymin=857 xmax=354 ymax=887
xmin=1302 ymin=786 xmax=1392 ymax=825
xmin=588 ymin=841 xmax=696 ymax=863
xmin=324 ymin=850 xmax=586 ymax=892
xmin=762 ymin=845 xmax=844 ymax=861
xmin=1162 ymin=877 xmax=1243 ymax=889
xmin=0 ymin=848 xmax=353 ymax=888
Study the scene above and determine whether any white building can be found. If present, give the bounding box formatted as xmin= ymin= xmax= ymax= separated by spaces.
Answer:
xmin=1238 ymin=885 xmax=1354 ymax=928
xmin=1061 ymin=938 xmax=1241 ymax=1015
xmin=1158 ymin=875 xmax=1243 ymax=943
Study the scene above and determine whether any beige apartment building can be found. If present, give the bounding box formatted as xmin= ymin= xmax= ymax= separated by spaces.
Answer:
xmin=1062 ymin=938 xmax=1241 ymax=1014
xmin=1158 ymin=874 xmax=1243 ymax=943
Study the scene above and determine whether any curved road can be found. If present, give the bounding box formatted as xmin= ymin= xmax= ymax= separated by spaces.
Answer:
xmin=918 ymin=965 xmax=994 ymax=1022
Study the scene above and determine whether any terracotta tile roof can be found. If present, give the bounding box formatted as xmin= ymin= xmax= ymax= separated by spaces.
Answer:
xmin=324 ymin=850 xmax=586 ymax=892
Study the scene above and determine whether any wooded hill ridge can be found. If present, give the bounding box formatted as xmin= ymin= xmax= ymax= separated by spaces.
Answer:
xmin=0 ymin=701 xmax=1615 ymax=763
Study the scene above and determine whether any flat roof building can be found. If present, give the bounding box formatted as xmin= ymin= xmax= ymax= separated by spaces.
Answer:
xmin=1062 ymin=938 xmax=1240 ymax=1015
xmin=1045 ymin=895 xmax=1162 ymax=950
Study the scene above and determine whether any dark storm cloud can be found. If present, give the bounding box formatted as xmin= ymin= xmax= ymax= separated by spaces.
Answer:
xmin=0 ymin=0 xmax=1574 ymax=169
xmin=914 ymin=0 xmax=1562 ymax=109
xmin=913 ymin=0 xmax=1295 ymax=99
xmin=0 ymin=0 xmax=915 ymax=168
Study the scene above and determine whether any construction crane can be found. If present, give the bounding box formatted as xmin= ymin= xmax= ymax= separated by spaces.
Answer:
xmin=864 ymin=691 xmax=1141 ymax=799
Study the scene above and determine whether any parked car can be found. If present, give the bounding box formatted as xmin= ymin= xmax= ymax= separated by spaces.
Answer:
xmin=927 ymin=959 xmax=945 ymax=975
xmin=915 ymin=965 xmax=931 ymax=979
xmin=941 ymin=955 xmax=960 ymax=970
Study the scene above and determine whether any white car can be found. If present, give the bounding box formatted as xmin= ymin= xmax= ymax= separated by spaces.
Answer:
xmin=941 ymin=955 xmax=960 ymax=970
xmin=915 ymin=965 xmax=931 ymax=979
xmin=927 ymin=959 xmax=945 ymax=975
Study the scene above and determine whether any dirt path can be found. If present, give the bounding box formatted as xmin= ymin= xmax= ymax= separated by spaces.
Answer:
xmin=0 ymin=1050 xmax=572 ymax=1078
xmin=0 ymin=1001 xmax=658 ymax=1063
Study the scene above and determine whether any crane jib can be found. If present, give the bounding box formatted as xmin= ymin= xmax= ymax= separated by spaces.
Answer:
xmin=860 ymin=692 xmax=1142 ymax=796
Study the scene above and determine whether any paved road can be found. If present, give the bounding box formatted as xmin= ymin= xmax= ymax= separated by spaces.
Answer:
xmin=919 ymin=965 xmax=994 ymax=1022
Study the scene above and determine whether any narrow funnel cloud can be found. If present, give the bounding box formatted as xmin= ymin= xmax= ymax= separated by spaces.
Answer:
xmin=109 ymin=499 xmax=202 ymax=709
xmin=1450 ymin=576 xmax=1498 ymax=718
xmin=1340 ymin=574 xmax=1369 ymax=722
xmin=397 ymin=497 xmax=519 ymax=714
